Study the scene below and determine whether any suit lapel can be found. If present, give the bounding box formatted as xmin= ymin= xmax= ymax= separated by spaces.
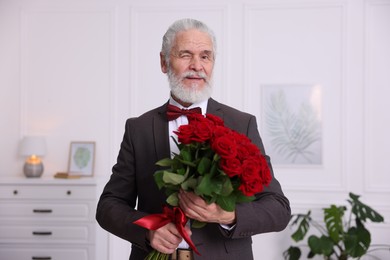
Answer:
xmin=207 ymin=98 xmax=224 ymax=119
xmin=153 ymin=102 xmax=171 ymax=161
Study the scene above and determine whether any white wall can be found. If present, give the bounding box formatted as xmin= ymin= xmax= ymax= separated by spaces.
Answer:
xmin=0 ymin=0 xmax=389 ymax=259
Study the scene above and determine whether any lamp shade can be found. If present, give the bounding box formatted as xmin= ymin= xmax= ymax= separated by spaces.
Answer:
xmin=20 ymin=136 xmax=47 ymax=157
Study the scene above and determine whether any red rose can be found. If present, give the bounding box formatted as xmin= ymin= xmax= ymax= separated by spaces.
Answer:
xmin=191 ymin=120 xmax=214 ymax=143
xmin=258 ymin=155 xmax=272 ymax=186
xmin=175 ymin=124 xmax=194 ymax=144
xmin=211 ymin=135 xmax=237 ymax=159
xmin=236 ymin=145 xmax=251 ymax=162
xmin=239 ymin=175 xmax=263 ymax=196
xmin=241 ymin=159 xmax=261 ymax=179
xmin=239 ymin=159 xmax=263 ymax=195
xmin=206 ymin=114 xmax=224 ymax=126
xmin=232 ymin=131 xmax=247 ymax=141
xmin=220 ymin=157 xmax=242 ymax=177
xmin=187 ymin=113 xmax=206 ymax=123
xmin=212 ymin=126 xmax=232 ymax=141
xmin=245 ymin=143 xmax=261 ymax=157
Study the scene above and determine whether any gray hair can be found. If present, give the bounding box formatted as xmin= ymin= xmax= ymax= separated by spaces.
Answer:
xmin=161 ymin=18 xmax=217 ymax=64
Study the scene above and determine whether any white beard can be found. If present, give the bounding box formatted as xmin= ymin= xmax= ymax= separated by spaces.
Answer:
xmin=168 ymin=69 xmax=213 ymax=104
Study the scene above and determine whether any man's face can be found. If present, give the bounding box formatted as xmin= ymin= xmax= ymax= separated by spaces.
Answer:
xmin=161 ymin=29 xmax=215 ymax=105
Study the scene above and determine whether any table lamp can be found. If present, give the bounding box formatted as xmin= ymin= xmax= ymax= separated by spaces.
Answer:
xmin=20 ymin=136 xmax=47 ymax=178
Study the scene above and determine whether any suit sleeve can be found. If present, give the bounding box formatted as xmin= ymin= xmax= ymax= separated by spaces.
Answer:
xmin=95 ymin=119 xmax=150 ymax=251
xmin=222 ymin=115 xmax=291 ymax=238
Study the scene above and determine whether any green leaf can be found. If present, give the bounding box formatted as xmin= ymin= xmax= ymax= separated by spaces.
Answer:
xmin=324 ymin=205 xmax=346 ymax=243
xmin=219 ymin=177 xmax=234 ymax=196
xmin=176 ymin=157 xmax=197 ymax=167
xmin=209 ymin=160 xmax=218 ymax=177
xmin=344 ymin=220 xmax=371 ymax=257
xmin=162 ymin=171 xmax=185 ymax=185
xmin=156 ymin=158 xmax=174 ymax=167
xmin=181 ymin=147 xmax=192 ymax=162
xmin=153 ymin=170 xmax=165 ymax=189
xmin=195 ymin=173 xmax=220 ymax=196
xmin=166 ymin=192 xmax=179 ymax=206
xmin=283 ymin=246 xmax=301 ymax=260
xmin=290 ymin=212 xmax=311 ymax=242
xmin=216 ymin=194 xmax=236 ymax=212
xmin=308 ymin=235 xmax=334 ymax=256
xmin=192 ymin=220 xmax=207 ymax=229
xmin=197 ymin=157 xmax=211 ymax=175
xmin=348 ymin=192 xmax=384 ymax=223
xmin=181 ymin=176 xmax=197 ymax=191
xmin=176 ymin=167 xmax=186 ymax=176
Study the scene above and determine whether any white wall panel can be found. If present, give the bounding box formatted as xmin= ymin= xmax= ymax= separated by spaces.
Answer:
xmin=244 ymin=3 xmax=347 ymax=191
xmin=20 ymin=6 xmax=115 ymax=177
xmin=0 ymin=2 xmax=21 ymax=175
xmin=364 ymin=1 xmax=390 ymax=193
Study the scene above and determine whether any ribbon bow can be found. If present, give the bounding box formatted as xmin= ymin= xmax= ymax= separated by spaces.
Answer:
xmin=134 ymin=206 xmax=200 ymax=255
xmin=166 ymin=104 xmax=202 ymax=121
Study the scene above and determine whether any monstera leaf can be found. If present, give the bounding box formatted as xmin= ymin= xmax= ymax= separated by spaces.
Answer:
xmin=344 ymin=219 xmax=371 ymax=257
xmin=290 ymin=211 xmax=311 ymax=242
xmin=324 ymin=205 xmax=346 ymax=243
xmin=348 ymin=193 xmax=384 ymax=223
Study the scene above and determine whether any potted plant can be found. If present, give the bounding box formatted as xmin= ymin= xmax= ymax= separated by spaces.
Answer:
xmin=284 ymin=193 xmax=389 ymax=260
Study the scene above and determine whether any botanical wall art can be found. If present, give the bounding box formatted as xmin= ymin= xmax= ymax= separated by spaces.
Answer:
xmin=68 ymin=141 xmax=95 ymax=176
xmin=261 ymin=84 xmax=322 ymax=165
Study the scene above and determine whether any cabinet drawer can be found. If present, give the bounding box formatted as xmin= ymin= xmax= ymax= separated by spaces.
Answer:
xmin=0 ymin=185 xmax=96 ymax=200
xmin=0 ymin=201 xmax=93 ymax=220
xmin=0 ymin=223 xmax=94 ymax=243
xmin=0 ymin=246 xmax=92 ymax=260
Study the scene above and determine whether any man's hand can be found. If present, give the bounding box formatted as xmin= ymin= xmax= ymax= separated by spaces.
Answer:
xmin=178 ymin=189 xmax=236 ymax=225
xmin=147 ymin=223 xmax=192 ymax=254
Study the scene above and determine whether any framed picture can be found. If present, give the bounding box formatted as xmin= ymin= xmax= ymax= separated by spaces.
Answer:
xmin=261 ymin=84 xmax=322 ymax=165
xmin=68 ymin=141 xmax=95 ymax=176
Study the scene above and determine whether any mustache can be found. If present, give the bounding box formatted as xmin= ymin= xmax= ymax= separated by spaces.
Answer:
xmin=181 ymin=71 xmax=208 ymax=81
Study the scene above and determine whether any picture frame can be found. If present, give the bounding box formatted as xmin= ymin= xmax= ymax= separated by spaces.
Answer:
xmin=261 ymin=84 xmax=322 ymax=165
xmin=68 ymin=141 xmax=95 ymax=177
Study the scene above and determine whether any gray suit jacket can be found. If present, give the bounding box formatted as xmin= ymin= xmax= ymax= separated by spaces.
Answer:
xmin=96 ymin=98 xmax=291 ymax=260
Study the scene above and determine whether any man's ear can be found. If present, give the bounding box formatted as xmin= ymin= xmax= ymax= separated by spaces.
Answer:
xmin=160 ymin=52 xmax=168 ymax=73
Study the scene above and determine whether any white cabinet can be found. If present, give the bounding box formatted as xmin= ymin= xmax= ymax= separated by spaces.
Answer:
xmin=0 ymin=177 xmax=108 ymax=260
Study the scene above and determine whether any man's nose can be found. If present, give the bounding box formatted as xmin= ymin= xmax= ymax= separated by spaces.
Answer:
xmin=189 ymin=56 xmax=203 ymax=71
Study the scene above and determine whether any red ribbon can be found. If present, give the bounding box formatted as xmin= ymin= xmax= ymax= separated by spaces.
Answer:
xmin=134 ymin=206 xmax=200 ymax=255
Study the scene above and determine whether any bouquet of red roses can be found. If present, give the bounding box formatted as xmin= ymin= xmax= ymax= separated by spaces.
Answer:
xmin=155 ymin=113 xmax=271 ymax=220
xmin=134 ymin=113 xmax=271 ymax=258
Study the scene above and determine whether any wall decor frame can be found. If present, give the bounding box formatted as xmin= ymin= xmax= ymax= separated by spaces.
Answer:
xmin=261 ymin=84 xmax=323 ymax=165
xmin=68 ymin=141 xmax=95 ymax=176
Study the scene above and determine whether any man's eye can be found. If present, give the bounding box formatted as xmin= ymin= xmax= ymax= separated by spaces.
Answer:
xmin=180 ymin=54 xmax=192 ymax=59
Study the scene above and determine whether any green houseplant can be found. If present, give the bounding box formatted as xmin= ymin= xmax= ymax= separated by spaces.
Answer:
xmin=284 ymin=193 xmax=389 ymax=260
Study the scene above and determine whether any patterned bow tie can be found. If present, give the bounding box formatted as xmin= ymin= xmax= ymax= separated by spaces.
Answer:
xmin=166 ymin=104 xmax=202 ymax=121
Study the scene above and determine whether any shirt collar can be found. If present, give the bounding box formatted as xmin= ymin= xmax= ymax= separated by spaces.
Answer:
xmin=169 ymin=97 xmax=208 ymax=115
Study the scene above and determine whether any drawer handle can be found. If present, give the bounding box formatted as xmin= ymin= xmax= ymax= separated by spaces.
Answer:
xmin=33 ymin=209 xmax=53 ymax=213
xmin=32 ymin=257 xmax=52 ymax=260
xmin=32 ymin=231 xmax=52 ymax=236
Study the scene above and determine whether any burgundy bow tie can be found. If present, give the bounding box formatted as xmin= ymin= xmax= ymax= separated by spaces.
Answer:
xmin=166 ymin=104 xmax=202 ymax=121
